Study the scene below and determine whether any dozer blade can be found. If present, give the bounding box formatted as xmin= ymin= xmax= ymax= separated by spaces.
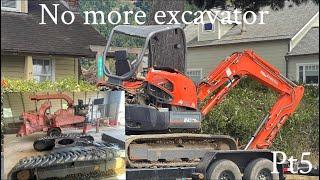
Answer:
xmin=126 ymin=133 xmax=237 ymax=168
xmin=8 ymin=146 xmax=125 ymax=180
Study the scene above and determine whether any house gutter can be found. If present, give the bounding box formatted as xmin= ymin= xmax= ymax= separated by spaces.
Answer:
xmin=1 ymin=49 xmax=96 ymax=58
xmin=187 ymin=36 xmax=291 ymax=48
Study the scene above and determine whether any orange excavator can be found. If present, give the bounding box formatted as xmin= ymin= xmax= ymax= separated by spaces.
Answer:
xmin=101 ymin=25 xmax=304 ymax=179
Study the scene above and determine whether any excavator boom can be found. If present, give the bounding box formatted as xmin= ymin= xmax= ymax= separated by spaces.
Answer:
xmin=197 ymin=50 xmax=304 ymax=149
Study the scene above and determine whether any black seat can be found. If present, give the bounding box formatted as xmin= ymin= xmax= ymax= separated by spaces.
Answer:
xmin=115 ymin=50 xmax=131 ymax=76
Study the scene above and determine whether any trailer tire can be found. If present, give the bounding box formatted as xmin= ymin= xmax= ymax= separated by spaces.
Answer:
xmin=243 ymin=158 xmax=279 ymax=180
xmin=207 ymin=159 xmax=242 ymax=180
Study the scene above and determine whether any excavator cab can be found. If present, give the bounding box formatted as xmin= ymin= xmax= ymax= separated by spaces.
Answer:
xmin=102 ymin=25 xmax=187 ymax=85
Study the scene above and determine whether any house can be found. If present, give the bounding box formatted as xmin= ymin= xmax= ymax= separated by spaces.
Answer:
xmin=1 ymin=0 xmax=106 ymax=82
xmin=185 ymin=2 xmax=319 ymax=85
xmin=286 ymin=27 xmax=319 ymax=84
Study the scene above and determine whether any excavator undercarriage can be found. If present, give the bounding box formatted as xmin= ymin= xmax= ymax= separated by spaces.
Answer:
xmin=126 ymin=134 xmax=237 ymax=168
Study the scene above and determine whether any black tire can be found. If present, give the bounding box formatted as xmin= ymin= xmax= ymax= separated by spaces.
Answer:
xmin=47 ymin=128 xmax=61 ymax=137
xmin=207 ymin=159 xmax=242 ymax=180
xmin=33 ymin=139 xmax=55 ymax=151
xmin=243 ymin=158 xmax=279 ymax=180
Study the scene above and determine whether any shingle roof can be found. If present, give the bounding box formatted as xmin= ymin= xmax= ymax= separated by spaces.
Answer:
xmin=187 ymin=2 xmax=319 ymax=47
xmin=287 ymin=27 xmax=319 ymax=56
xmin=1 ymin=0 xmax=106 ymax=57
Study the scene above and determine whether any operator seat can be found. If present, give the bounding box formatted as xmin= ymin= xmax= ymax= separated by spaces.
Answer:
xmin=115 ymin=50 xmax=131 ymax=76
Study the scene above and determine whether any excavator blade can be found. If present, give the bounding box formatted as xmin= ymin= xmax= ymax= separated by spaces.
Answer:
xmin=126 ymin=133 xmax=237 ymax=168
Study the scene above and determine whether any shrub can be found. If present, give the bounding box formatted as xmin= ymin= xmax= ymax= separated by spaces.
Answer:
xmin=1 ymin=77 xmax=97 ymax=93
xmin=201 ymin=78 xmax=319 ymax=162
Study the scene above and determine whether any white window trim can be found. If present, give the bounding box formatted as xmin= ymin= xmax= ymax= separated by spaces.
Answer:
xmin=1 ymin=0 xmax=21 ymax=12
xmin=51 ymin=58 xmax=56 ymax=81
xmin=296 ymin=62 xmax=319 ymax=85
xmin=202 ymin=22 xmax=215 ymax=32
xmin=33 ymin=57 xmax=55 ymax=82
xmin=187 ymin=68 xmax=203 ymax=81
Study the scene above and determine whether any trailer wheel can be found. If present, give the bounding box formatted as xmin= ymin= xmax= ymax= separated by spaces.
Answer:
xmin=47 ymin=128 xmax=61 ymax=137
xmin=243 ymin=158 xmax=279 ymax=180
xmin=207 ymin=159 xmax=242 ymax=180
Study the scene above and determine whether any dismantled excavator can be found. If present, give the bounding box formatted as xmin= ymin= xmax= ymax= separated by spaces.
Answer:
xmin=8 ymin=93 xmax=127 ymax=180
xmin=100 ymin=25 xmax=304 ymax=179
xmin=8 ymin=134 xmax=125 ymax=180
xmin=17 ymin=93 xmax=90 ymax=137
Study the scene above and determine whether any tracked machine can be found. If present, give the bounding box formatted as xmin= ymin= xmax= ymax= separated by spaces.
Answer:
xmin=98 ymin=25 xmax=306 ymax=179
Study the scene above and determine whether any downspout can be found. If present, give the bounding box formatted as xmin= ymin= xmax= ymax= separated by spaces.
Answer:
xmin=285 ymin=55 xmax=289 ymax=78
xmin=285 ymin=40 xmax=291 ymax=78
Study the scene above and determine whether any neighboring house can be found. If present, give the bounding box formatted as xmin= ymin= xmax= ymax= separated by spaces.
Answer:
xmin=286 ymin=27 xmax=319 ymax=84
xmin=1 ymin=0 xmax=106 ymax=82
xmin=185 ymin=2 xmax=319 ymax=85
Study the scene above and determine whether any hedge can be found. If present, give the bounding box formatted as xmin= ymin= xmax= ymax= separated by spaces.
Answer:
xmin=201 ymin=78 xmax=319 ymax=163
xmin=1 ymin=77 xmax=97 ymax=93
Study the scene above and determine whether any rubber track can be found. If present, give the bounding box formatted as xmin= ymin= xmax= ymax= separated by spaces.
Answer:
xmin=36 ymin=133 xmax=94 ymax=141
xmin=126 ymin=133 xmax=237 ymax=168
xmin=8 ymin=146 xmax=117 ymax=180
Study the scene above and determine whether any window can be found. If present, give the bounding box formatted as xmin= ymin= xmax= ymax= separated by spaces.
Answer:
xmin=1 ymin=0 xmax=20 ymax=12
xmin=186 ymin=69 xmax=202 ymax=83
xmin=297 ymin=63 xmax=319 ymax=85
xmin=203 ymin=23 xmax=214 ymax=32
xmin=33 ymin=59 xmax=53 ymax=82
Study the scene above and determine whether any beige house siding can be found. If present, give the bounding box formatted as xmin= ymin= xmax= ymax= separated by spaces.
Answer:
xmin=219 ymin=23 xmax=234 ymax=38
xmin=20 ymin=0 xmax=28 ymax=13
xmin=197 ymin=14 xmax=235 ymax=41
xmin=1 ymin=55 xmax=25 ymax=79
xmin=1 ymin=55 xmax=78 ymax=81
xmin=187 ymin=39 xmax=289 ymax=77
xmin=287 ymin=54 xmax=319 ymax=81
xmin=198 ymin=19 xmax=220 ymax=41
xmin=55 ymin=57 xmax=78 ymax=81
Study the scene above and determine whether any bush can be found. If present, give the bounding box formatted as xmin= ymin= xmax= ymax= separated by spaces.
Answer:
xmin=201 ymin=78 xmax=319 ymax=162
xmin=1 ymin=77 xmax=97 ymax=93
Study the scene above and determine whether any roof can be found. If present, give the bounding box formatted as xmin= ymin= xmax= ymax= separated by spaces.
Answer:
xmin=188 ymin=2 xmax=319 ymax=47
xmin=287 ymin=27 xmax=319 ymax=56
xmin=1 ymin=0 xmax=106 ymax=57
xmin=113 ymin=25 xmax=183 ymax=38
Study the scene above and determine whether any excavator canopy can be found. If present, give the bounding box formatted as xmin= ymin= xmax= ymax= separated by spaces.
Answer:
xmin=103 ymin=25 xmax=186 ymax=84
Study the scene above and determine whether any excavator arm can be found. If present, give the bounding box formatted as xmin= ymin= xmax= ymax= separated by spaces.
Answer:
xmin=197 ymin=50 xmax=304 ymax=150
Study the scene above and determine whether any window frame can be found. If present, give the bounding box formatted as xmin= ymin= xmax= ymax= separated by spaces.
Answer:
xmin=202 ymin=22 xmax=215 ymax=32
xmin=32 ymin=58 xmax=55 ymax=83
xmin=186 ymin=68 xmax=203 ymax=83
xmin=296 ymin=62 xmax=319 ymax=85
xmin=1 ymin=0 xmax=21 ymax=12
